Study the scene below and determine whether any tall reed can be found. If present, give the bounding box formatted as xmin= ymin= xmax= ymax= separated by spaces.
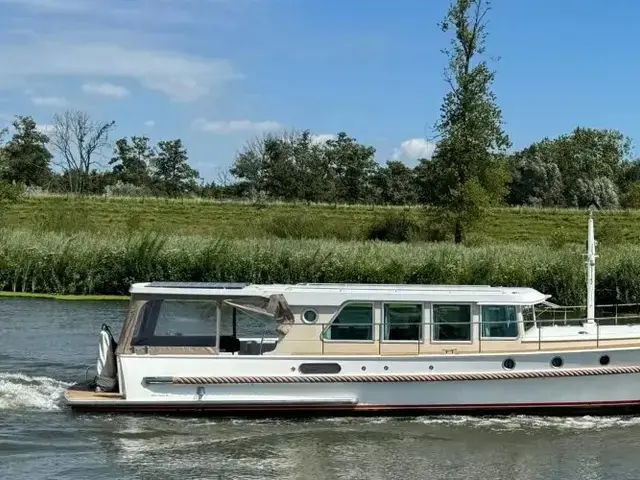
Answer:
xmin=1 ymin=228 xmax=640 ymax=305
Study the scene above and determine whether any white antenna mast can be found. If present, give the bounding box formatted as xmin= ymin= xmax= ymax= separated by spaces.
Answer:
xmin=585 ymin=209 xmax=597 ymax=324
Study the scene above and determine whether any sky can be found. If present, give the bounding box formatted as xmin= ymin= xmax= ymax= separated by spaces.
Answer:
xmin=1 ymin=0 xmax=639 ymax=182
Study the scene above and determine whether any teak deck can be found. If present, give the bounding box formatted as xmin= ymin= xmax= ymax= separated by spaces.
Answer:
xmin=64 ymin=384 xmax=124 ymax=405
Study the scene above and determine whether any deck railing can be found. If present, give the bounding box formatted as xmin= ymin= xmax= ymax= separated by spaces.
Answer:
xmin=535 ymin=302 xmax=640 ymax=326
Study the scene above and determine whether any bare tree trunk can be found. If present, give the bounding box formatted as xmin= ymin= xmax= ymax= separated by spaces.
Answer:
xmin=454 ymin=220 xmax=463 ymax=244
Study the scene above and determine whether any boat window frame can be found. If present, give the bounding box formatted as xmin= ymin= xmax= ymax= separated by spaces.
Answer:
xmin=430 ymin=302 xmax=474 ymax=344
xmin=479 ymin=304 xmax=520 ymax=340
xmin=321 ymin=300 xmax=376 ymax=344
xmin=129 ymin=297 xmax=242 ymax=352
xmin=380 ymin=301 xmax=424 ymax=343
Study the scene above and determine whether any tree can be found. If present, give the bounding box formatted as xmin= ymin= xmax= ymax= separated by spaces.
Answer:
xmin=324 ymin=132 xmax=377 ymax=204
xmin=429 ymin=0 xmax=511 ymax=243
xmin=571 ymin=177 xmax=619 ymax=209
xmin=231 ymin=130 xmax=336 ymax=203
xmin=373 ymin=160 xmax=419 ymax=205
xmin=507 ymin=146 xmax=564 ymax=206
xmin=622 ymin=182 xmax=640 ymax=209
xmin=151 ymin=139 xmax=199 ymax=196
xmin=49 ymin=110 xmax=116 ymax=193
xmin=508 ymin=127 xmax=631 ymax=207
xmin=1 ymin=116 xmax=52 ymax=186
xmin=0 ymin=126 xmax=9 ymax=179
xmin=109 ymin=136 xmax=154 ymax=186
xmin=230 ymin=134 xmax=272 ymax=200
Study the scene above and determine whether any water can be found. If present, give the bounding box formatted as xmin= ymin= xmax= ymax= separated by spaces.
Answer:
xmin=3 ymin=299 xmax=640 ymax=480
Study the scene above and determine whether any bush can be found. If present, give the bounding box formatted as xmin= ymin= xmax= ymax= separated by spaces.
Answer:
xmin=367 ymin=213 xmax=421 ymax=243
xmin=260 ymin=211 xmax=364 ymax=241
xmin=0 ymin=180 xmax=24 ymax=202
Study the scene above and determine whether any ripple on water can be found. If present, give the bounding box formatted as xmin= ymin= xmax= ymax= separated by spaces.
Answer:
xmin=0 ymin=372 xmax=70 ymax=411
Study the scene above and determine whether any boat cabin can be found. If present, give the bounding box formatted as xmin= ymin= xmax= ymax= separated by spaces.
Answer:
xmin=114 ymin=281 xmax=639 ymax=358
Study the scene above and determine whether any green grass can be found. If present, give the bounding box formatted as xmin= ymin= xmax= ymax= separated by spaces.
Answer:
xmin=2 ymin=195 xmax=640 ymax=305
xmin=2 ymin=228 xmax=640 ymax=306
xmin=2 ymin=194 xmax=640 ymax=245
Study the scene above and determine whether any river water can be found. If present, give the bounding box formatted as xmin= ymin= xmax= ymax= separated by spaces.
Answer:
xmin=3 ymin=298 xmax=640 ymax=479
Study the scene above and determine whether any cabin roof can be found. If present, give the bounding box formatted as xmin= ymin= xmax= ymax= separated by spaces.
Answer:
xmin=129 ymin=282 xmax=549 ymax=306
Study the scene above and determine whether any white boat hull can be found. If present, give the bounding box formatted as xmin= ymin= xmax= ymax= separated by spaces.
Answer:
xmin=66 ymin=347 xmax=640 ymax=415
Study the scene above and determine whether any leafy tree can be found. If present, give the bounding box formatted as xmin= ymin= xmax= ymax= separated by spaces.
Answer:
xmin=1 ymin=116 xmax=52 ymax=186
xmin=429 ymin=0 xmax=511 ymax=243
xmin=509 ymin=127 xmax=630 ymax=207
xmin=616 ymin=157 xmax=640 ymax=196
xmin=230 ymin=134 xmax=272 ymax=200
xmin=151 ymin=139 xmax=199 ymax=196
xmin=373 ymin=160 xmax=419 ymax=205
xmin=622 ymin=181 xmax=640 ymax=209
xmin=507 ymin=146 xmax=564 ymax=206
xmin=289 ymin=130 xmax=335 ymax=203
xmin=231 ymin=130 xmax=359 ymax=204
xmin=109 ymin=136 xmax=154 ymax=186
xmin=571 ymin=177 xmax=619 ymax=209
xmin=324 ymin=132 xmax=377 ymax=204
xmin=554 ymin=127 xmax=630 ymax=191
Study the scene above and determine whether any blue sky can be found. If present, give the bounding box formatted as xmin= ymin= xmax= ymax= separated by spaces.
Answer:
xmin=0 ymin=0 xmax=639 ymax=182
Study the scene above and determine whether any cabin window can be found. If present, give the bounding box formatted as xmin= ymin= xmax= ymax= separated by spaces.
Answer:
xmin=383 ymin=303 xmax=422 ymax=341
xmin=481 ymin=305 xmax=518 ymax=338
xmin=132 ymin=299 xmax=234 ymax=349
xmin=432 ymin=304 xmax=471 ymax=342
xmin=324 ymin=302 xmax=373 ymax=341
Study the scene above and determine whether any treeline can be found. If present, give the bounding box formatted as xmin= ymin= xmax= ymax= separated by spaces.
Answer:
xmin=0 ymin=113 xmax=206 ymax=199
xmin=2 ymin=113 xmax=640 ymax=210
xmin=229 ymin=127 xmax=640 ymax=209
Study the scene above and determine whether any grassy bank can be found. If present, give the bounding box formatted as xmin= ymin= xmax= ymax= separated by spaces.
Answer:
xmin=3 ymin=195 xmax=640 ymax=245
xmin=2 ymin=229 xmax=640 ymax=306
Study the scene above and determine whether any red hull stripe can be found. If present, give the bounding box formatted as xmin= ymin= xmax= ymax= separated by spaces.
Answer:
xmin=144 ymin=365 xmax=640 ymax=386
xmin=70 ymin=398 xmax=640 ymax=414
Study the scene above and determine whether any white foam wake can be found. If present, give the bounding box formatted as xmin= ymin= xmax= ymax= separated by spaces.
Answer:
xmin=411 ymin=414 xmax=640 ymax=431
xmin=0 ymin=372 xmax=71 ymax=411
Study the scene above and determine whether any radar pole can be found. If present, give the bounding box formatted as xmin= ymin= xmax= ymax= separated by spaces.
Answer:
xmin=586 ymin=209 xmax=597 ymax=324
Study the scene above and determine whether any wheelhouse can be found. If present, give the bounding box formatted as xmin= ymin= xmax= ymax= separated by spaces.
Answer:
xmin=115 ymin=282 xmax=554 ymax=357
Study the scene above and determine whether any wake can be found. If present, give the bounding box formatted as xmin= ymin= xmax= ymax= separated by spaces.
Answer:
xmin=0 ymin=372 xmax=71 ymax=411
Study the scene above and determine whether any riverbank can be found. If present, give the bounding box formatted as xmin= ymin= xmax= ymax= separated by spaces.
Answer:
xmin=1 ymin=228 xmax=640 ymax=305
xmin=3 ymin=194 xmax=640 ymax=245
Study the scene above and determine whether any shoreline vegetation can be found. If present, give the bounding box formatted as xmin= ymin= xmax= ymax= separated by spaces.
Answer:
xmin=1 ymin=211 xmax=640 ymax=306
xmin=3 ymin=195 xmax=640 ymax=245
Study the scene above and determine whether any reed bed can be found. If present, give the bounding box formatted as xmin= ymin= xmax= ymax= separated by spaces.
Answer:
xmin=2 ymin=229 xmax=640 ymax=306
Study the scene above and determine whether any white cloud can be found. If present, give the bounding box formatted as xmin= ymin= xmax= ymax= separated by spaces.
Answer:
xmin=390 ymin=138 xmax=436 ymax=162
xmin=1 ymin=42 xmax=242 ymax=102
xmin=194 ymin=118 xmax=283 ymax=134
xmin=311 ymin=133 xmax=336 ymax=145
xmin=36 ymin=123 xmax=54 ymax=134
xmin=144 ymin=120 xmax=155 ymax=128
xmin=30 ymin=96 xmax=67 ymax=107
xmin=82 ymin=82 xmax=130 ymax=98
